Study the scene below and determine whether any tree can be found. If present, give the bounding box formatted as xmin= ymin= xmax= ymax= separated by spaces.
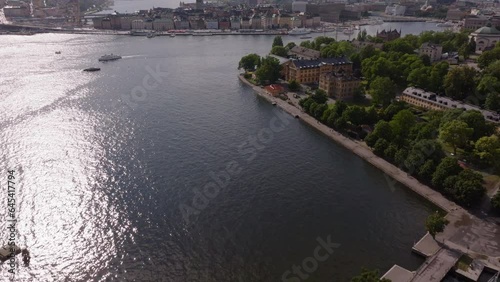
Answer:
xmin=369 ymin=77 xmax=396 ymax=107
xmin=342 ymin=106 xmax=367 ymax=126
xmin=474 ymin=135 xmax=500 ymax=167
xmin=383 ymin=101 xmax=408 ymax=120
xmin=485 ymin=92 xmax=500 ymax=111
xmin=238 ymin=54 xmax=260 ymax=71
xmin=439 ymin=120 xmax=473 ymax=155
xmin=390 ymin=109 xmax=416 ymax=135
xmin=459 ymin=110 xmax=494 ymax=141
xmin=288 ymin=80 xmax=301 ymax=91
xmin=432 ymin=157 xmax=463 ymax=188
xmin=351 ymin=268 xmax=391 ymax=282
xmin=443 ymin=66 xmax=477 ymax=100
xmin=270 ymin=46 xmax=288 ymax=57
xmin=405 ymin=139 xmax=444 ymax=173
xmin=450 ymin=169 xmax=485 ymax=206
xmin=255 ymin=56 xmax=282 ymax=84
xmin=272 ymin=36 xmax=283 ymax=47
xmin=425 ymin=211 xmax=449 ymax=239
xmin=418 ymin=159 xmax=436 ymax=183
xmin=372 ymin=120 xmax=393 ymax=141
xmin=492 ymin=192 xmax=500 ymax=212
xmin=311 ymin=89 xmax=328 ymax=104
xmin=373 ymin=138 xmax=389 ymax=156
xmin=285 ymin=42 xmax=296 ymax=50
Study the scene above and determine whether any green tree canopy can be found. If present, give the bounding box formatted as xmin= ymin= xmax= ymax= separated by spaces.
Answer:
xmin=443 ymin=66 xmax=477 ymax=100
xmin=271 ymin=46 xmax=288 ymax=57
xmin=485 ymin=92 xmax=500 ymax=111
xmin=288 ymin=80 xmax=301 ymax=91
xmin=474 ymin=135 xmax=500 ymax=167
xmin=369 ymin=77 xmax=396 ymax=107
xmin=272 ymin=36 xmax=283 ymax=47
xmin=432 ymin=157 xmax=463 ymax=188
xmin=238 ymin=53 xmax=260 ymax=71
xmin=255 ymin=56 xmax=282 ymax=84
xmin=439 ymin=120 xmax=473 ymax=155
xmin=492 ymin=192 xmax=500 ymax=212
xmin=425 ymin=211 xmax=449 ymax=239
xmin=458 ymin=110 xmax=494 ymax=141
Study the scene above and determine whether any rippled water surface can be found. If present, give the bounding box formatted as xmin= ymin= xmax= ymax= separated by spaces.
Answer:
xmin=0 ymin=30 xmax=442 ymax=281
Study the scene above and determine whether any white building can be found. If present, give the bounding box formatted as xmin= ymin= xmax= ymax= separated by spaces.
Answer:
xmin=470 ymin=26 xmax=500 ymax=53
xmin=419 ymin=42 xmax=443 ymax=62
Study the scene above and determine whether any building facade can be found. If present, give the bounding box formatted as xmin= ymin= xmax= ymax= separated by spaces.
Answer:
xmin=401 ymin=87 xmax=500 ymax=123
xmin=419 ymin=42 xmax=443 ymax=62
xmin=376 ymin=29 xmax=401 ymax=42
xmin=282 ymin=57 xmax=360 ymax=99
xmin=470 ymin=26 xmax=500 ymax=53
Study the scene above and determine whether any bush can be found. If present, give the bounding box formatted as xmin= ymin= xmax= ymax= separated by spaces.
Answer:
xmin=243 ymin=73 xmax=252 ymax=79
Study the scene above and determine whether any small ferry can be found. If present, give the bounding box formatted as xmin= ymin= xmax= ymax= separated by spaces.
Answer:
xmin=55 ymin=51 xmax=61 ymax=54
xmin=146 ymin=32 xmax=156 ymax=38
xmin=300 ymin=36 xmax=312 ymax=39
xmin=83 ymin=67 xmax=101 ymax=72
xmin=98 ymin=54 xmax=122 ymax=62
xmin=272 ymin=101 xmax=277 ymax=105
xmin=130 ymin=30 xmax=150 ymax=36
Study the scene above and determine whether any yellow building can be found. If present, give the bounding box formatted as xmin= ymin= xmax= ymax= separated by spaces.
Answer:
xmin=401 ymin=87 xmax=500 ymax=123
xmin=319 ymin=72 xmax=361 ymax=100
xmin=282 ymin=57 xmax=353 ymax=84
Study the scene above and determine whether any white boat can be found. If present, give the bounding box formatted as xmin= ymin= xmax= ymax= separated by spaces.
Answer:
xmin=436 ymin=21 xmax=454 ymax=27
xmin=343 ymin=28 xmax=354 ymax=35
xmin=129 ymin=30 xmax=150 ymax=36
xmin=288 ymin=27 xmax=311 ymax=35
xmin=170 ymin=33 xmax=176 ymax=37
xmin=98 ymin=54 xmax=122 ymax=62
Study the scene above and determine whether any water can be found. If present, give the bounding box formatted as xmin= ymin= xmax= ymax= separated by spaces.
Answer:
xmin=0 ymin=29 xmax=442 ymax=281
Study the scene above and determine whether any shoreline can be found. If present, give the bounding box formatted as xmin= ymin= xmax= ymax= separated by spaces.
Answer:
xmin=238 ymin=74 xmax=500 ymax=276
xmin=238 ymin=74 xmax=458 ymax=213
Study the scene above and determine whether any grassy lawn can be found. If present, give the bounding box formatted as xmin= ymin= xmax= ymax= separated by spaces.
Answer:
xmin=456 ymin=255 xmax=473 ymax=272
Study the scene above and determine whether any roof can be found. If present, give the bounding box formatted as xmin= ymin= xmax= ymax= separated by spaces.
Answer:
xmin=402 ymin=87 xmax=499 ymax=123
xmin=289 ymin=46 xmax=320 ymax=58
xmin=421 ymin=42 xmax=442 ymax=49
xmin=269 ymin=54 xmax=290 ymax=65
xmin=291 ymin=57 xmax=352 ymax=69
xmin=474 ymin=26 xmax=500 ymax=34
xmin=264 ymin=84 xmax=285 ymax=92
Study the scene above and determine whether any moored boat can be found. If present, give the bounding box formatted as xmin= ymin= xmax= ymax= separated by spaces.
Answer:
xmin=83 ymin=67 xmax=101 ymax=72
xmin=98 ymin=54 xmax=122 ymax=62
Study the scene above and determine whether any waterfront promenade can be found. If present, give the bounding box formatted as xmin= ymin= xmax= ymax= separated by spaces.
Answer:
xmin=238 ymin=74 xmax=500 ymax=279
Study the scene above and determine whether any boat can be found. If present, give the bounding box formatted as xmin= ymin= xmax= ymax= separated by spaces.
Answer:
xmin=170 ymin=33 xmax=176 ymax=37
xmin=83 ymin=67 xmax=101 ymax=72
xmin=130 ymin=30 xmax=150 ymax=36
xmin=146 ymin=32 xmax=156 ymax=38
xmin=288 ymin=27 xmax=311 ymax=36
xmin=436 ymin=21 xmax=454 ymax=27
xmin=354 ymin=25 xmax=360 ymax=30
xmin=343 ymin=28 xmax=354 ymax=35
xmin=55 ymin=51 xmax=61 ymax=54
xmin=299 ymin=36 xmax=312 ymax=39
xmin=98 ymin=54 xmax=122 ymax=62
xmin=0 ymin=244 xmax=21 ymax=262
xmin=272 ymin=101 xmax=277 ymax=105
